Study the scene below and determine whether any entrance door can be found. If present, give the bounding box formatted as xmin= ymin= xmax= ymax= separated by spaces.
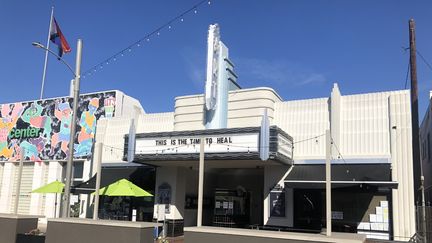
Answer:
xmin=293 ymin=189 xmax=322 ymax=231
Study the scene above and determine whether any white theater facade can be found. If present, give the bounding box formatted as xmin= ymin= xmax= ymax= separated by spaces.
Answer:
xmin=117 ymin=24 xmax=417 ymax=240
xmin=94 ymin=82 xmax=416 ymax=241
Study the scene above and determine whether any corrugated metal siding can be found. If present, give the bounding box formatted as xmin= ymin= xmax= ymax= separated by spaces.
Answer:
xmin=102 ymin=118 xmax=133 ymax=161
xmin=138 ymin=112 xmax=174 ymax=133
xmin=340 ymin=92 xmax=391 ymax=157
xmin=389 ymin=91 xmax=416 ymax=240
xmin=117 ymin=91 xmax=146 ymax=119
xmin=274 ymin=89 xmax=415 ymax=239
xmin=274 ymin=98 xmax=329 ymax=160
xmin=38 ymin=162 xmax=49 ymax=215
xmin=10 ymin=164 xmax=34 ymax=214
xmin=96 ymin=114 xmax=175 ymax=163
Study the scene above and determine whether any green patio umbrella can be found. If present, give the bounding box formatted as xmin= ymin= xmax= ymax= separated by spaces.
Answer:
xmin=93 ymin=179 xmax=153 ymax=197
xmin=32 ymin=180 xmax=64 ymax=217
xmin=32 ymin=181 xmax=65 ymax=193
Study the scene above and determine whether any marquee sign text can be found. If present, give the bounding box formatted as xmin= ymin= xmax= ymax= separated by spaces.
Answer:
xmin=136 ymin=134 xmax=259 ymax=155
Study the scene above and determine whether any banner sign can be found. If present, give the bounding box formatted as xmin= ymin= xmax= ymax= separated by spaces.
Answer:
xmin=277 ymin=134 xmax=293 ymax=159
xmin=270 ymin=191 xmax=286 ymax=217
xmin=0 ymin=91 xmax=116 ymax=161
xmin=136 ymin=133 xmax=259 ymax=155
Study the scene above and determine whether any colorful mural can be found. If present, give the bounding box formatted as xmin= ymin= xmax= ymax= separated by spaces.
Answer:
xmin=0 ymin=91 xmax=116 ymax=161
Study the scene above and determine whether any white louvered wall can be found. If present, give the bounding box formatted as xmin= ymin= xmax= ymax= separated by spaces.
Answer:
xmin=38 ymin=162 xmax=49 ymax=215
xmin=388 ymin=91 xmax=416 ymax=241
xmin=95 ymin=118 xmax=133 ymax=163
xmin=138 ymin=112 xmax=174 ymax=133
xmin=10 ymin=163 xmax=34 ymax=214
xmin=339 ymin=92 xmax=393 ymax=158
xmin=273 ymin=87 xmax=414 ymax=240
xmin=274 ymin=98 xmax=329 ymax=160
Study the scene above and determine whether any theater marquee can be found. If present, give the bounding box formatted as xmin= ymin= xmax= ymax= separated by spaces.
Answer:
xmin=136 ymin=133 xmax=259 ymax=155
xmin=125 ymin=126 xmax=293 ymax=165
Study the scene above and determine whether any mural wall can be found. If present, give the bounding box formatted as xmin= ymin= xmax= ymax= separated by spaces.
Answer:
xmin=0 ymin=91 xmax=116 ymax=161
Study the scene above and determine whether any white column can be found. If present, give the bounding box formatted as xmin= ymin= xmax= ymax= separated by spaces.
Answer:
xmin=197 ymin=138 xmax=205 ymax=226
xmin=325 ymin=129 xmax=332 ymax=236
xmin=93 ymin=143 xmax=103 ymax=220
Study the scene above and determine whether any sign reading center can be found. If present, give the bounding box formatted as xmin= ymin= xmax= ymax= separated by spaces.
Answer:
xmin=136 ymin=133 xmax=259 ymax=155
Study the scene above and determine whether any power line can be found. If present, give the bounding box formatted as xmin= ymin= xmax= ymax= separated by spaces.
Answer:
xmin=405 ymin=57 xmax=410 ymax=89
xmin=416 ymin=50 xmax=432 ymax=72
xmin=330 ymin=137 xmax=350 ymax=175
xmin=403 ymin=47 xmax=432 ymax=89
xmin=293 ymin=134 xmax=326 ymax=144
xmin=104 ymin=133 xmax=326 ymax=152
xmin=330 ymin=138 xmax=347 ymax=164
xmin=81 ymin=0 xmax=213 ymax=79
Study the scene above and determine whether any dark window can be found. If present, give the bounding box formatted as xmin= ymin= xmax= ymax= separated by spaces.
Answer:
xmin=73 ymin=161 xmax=84 ymax=179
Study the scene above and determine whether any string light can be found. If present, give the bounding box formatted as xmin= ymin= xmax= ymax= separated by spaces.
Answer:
xmin=81 ymin=0 xmax=213 ymax=78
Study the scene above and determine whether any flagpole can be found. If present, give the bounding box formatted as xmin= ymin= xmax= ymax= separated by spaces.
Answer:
xmin=39 ymin=6 xmax=54 ymax=100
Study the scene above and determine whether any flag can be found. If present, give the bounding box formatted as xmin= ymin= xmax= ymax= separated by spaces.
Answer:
xmin=49 ymin=17 xmax=71 ymax=58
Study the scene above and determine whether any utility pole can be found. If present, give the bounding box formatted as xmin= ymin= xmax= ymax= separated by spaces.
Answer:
xmin=409 ymin=19 xmax=427 ymax=242
xmin=61 ymin=39 xmax=83 ymax=218
xmin=14 ymin=148 xmax=25 ymax=214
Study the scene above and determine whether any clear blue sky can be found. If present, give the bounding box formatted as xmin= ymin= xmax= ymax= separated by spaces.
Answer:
xmin=1 ymin=0 xmax=431 ymax=118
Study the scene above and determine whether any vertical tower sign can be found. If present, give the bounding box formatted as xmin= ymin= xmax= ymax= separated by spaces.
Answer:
xmin=205 ymin=24 xmax=220 ymax=111
xmin=204 ymin=24 xmax=238 ymax=129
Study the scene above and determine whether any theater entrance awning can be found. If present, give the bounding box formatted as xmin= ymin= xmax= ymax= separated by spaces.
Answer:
xmin=284 ymin=164 xmax=398 ymax=189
